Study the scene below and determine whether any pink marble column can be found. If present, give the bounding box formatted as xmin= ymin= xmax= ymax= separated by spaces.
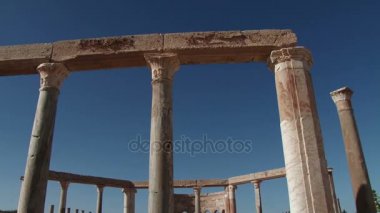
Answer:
xmin=330 ymin=87 xmax=377 ymax=213
xmin=268 ymin=47 xmax=333 ymax=213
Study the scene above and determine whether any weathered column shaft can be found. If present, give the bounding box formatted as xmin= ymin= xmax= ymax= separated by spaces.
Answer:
xmin=252 ymin=181 xmax=262 ymax=213
xmin=145 ymin=53 xmax=179 ymax=213
xmin=17 ymin=63 xmax=69 ymax=213
xmin=123 ymin=188 xmax=136 ymax=213
xmin=227 ymin=185 xmax=236 ymax=213
xmin=330 ymin=87 xmax=377 ymax=213
xmin=327 ymin=169 xmax=339 ymax=213
xmin=268 ymin=47 xmax=333 ymax=213
xmin=96 ymin=185 xmax=104 ymax=213
xmin=59 ymin=181 xmax=69 ymax=213
xmin=193 ymin=187 xmax=201 ymax=213
xmin=224 ymin=187 xmax=230 ymax=213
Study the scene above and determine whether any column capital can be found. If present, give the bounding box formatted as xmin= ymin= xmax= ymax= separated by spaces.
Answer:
xmin=96 ymin=185 xmax=104 ymax=192
xmin=268 ymin=46 xmax=313 ymax=71
xmin=193 ymin=186 xmax=201 ymax=192
xmin=330 ymin=87 xmax=353 ymax=103
xmin=251 ymin=180 xmax=261 ymax=188
xmin=60 ymin=181 xmax=70 ymax=189
xmin=122 ymin=187 xmax=137 ymax=194
xmin=144 ymin=53 xmax=180 ymax=81
xmin=227 ymin=184 xmax=237 ymax=191
xmin=37 ymin=63 xmax=69 ymax=90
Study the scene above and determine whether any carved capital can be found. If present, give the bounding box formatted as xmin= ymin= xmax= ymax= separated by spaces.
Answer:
xmin=251 ymin=180 xmax=261 ymax=189
xmin=37 ymin=63 xmax=69 ymax=90
xmin=60 ymin=181 xmax=70 ymax=189
xmin=268 ymin=46 xmax=313 ymax=70
xmin=330 ymin=87 xmax=353 ymax=103
xmin=144 ymin=53 xmax=180 ymax=81
xmin=193 ymin=186 xmax=201 ymax=194
xmin=96 ymin=184 xmax=104 ymax=193
xmin=122 ymin=187 xmax=137 ymax=194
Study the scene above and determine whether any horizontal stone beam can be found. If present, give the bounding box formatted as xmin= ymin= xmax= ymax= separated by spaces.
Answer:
xmin=48 ymin=170 xmax=135 ymax=188
xmin=227 ymin=167 xmax=286 ymax=185
xmin=20 ymin=168 xmax=286 ymax=189
xmin=0 ymin=30 xmax=297 ymax=76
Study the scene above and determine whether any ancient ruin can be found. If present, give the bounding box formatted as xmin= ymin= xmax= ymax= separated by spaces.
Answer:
xmin=0 ymin=29 xmax=375 ymax=213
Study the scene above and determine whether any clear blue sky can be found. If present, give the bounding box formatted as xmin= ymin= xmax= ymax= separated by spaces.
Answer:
xmin=0 ymin=0 xmax=379 ymax=212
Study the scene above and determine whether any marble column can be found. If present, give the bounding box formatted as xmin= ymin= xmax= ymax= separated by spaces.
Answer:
xmin=193 ymin=187 xmax=201 ymax=213
xmin=123 ymin=188 xmax=137 ymax=213
xmin=252 ymin=181 xmax=262 ymax=213
xmin=59 ymin=181 xmax=69 ymax=213
xmin=96 ymin=185 xmax=104 ymax=213
xmin=227 ymin=185 xmax=236 ymax=213
xmin=330 ymin=87 xmax=377 ymax=213
xmin=268 ymin=47 xmax=333 ymax=213
xmin=327 ymin=168 xmax=339 ymax=213
xmin=145 ymin=53 xmax=180 ymax=213
xmin=17 ymin=63 xmax=69 ymax=213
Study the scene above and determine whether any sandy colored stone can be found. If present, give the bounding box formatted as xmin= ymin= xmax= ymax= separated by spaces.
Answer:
xmin=0 ymin=30 xmax=297 ymax=75
xmin=52 ymin=34 xmax=162 ymax=71
xmin=0 ymin=43 xmax=52 ymax=75
xmin=164 ymin=30 xmax=297 ymax=64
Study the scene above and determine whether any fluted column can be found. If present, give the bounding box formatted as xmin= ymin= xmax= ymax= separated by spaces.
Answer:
xmin=145 ymin=53 xmax=180 ymax=213
xmin=252 ymin=181 xmax=262 ymax=213
xmin=330 ymin=87 xmax=377 ymax=213
xmin=193 ymin=187 xmax=201 ymax=213
xmin=227 ymin=185 xmax=236 ymax=213
xmin=17 ymin=63 xmax=69 ymax=213
xmin=268 ymin=47 xmax=333 ymax=213
xmin=96 ymin=185 xmax=104 ymax=213
xmin=59 ymin=181 xmax=70 ymax=213
xmin=123 ymin=188 xmax=137 ymax=213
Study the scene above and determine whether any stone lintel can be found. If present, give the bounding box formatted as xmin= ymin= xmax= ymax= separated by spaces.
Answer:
xmin=0 ymin=30 xmax=297 ymax=76
xmin=35 ymin=168 xmax=286 ymax=189
xmin=228 ymin=168 xmax=286 ymax=185
xmin=0 ymin=43 xmax=52 ymax=75
xmin=48 ymin=170 xmax=135 ymax=188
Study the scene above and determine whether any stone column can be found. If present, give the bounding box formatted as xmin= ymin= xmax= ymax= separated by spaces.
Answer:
xmin=145 ymin=53 xmax=180 ymax=213
xmin=17 ymin=63 xmax=69 ymax=213
xmin=330 ymin=87 xmax=377 ymax=213
xmin=193 ymin=187 xmax=201 ymax=213
xmin=50 ymin=205 xmax=55 ymax=213
xmin=224 ymin=187 xmax=230 ymax=213
xmin=252 ymin=181 xmax=262 ymax=213
xmin=268 ymin=47 xmax=333 ymax=213
xmin=96 ymin=185 xmax=104 ymax=213
xmin=59 ymin=181 xmax=69 ymax=213
xmin=327 ymin=168 xmax=339 ymax=213
xmin=123 ymin=188 xmax=137 ymax=213
xmin=227 ymin=185 xmax=236 ymax=213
